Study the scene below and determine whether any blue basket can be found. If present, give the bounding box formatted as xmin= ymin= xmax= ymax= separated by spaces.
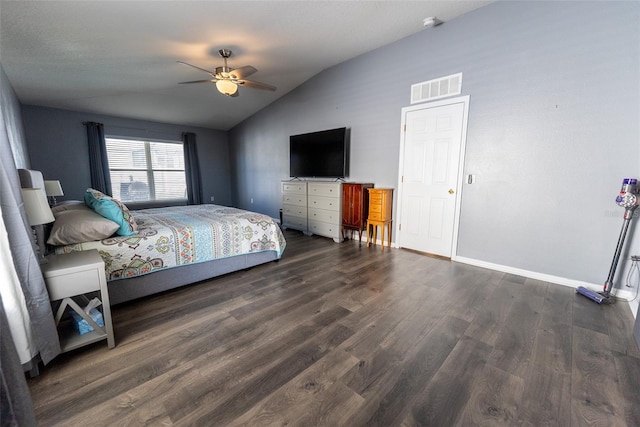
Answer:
xmin=69 ymin=308 xmax=104 ymax=335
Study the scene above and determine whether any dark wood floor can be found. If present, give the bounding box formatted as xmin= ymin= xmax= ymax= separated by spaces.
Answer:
xmin=28 ymin=229 xmax=640 ymax=426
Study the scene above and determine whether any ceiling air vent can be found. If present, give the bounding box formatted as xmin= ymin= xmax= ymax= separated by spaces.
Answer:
xmin=410 ymin=73 xmax=462 ymax=104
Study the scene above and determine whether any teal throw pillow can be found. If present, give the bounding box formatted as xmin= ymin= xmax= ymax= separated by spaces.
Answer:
xmin=84 ymin=188 xmax=138 ymax=236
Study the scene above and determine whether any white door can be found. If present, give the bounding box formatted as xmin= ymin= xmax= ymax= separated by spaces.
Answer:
xmin=397 ymin=98 xmax=468 ymax=257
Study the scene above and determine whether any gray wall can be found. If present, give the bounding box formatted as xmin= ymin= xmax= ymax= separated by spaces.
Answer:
xmin=229 ymin=2 xmax=639 ymax=293
xmin=22 ymin=105 xmax=232 ymax=206
xmin=6 ymin=1 xmax=640 ymax=301
xmin=1 ymin=64 xmax=29 ymax=168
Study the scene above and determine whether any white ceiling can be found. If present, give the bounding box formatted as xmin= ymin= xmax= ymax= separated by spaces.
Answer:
xmin=1 ymin=1 xmax=492 ymax=130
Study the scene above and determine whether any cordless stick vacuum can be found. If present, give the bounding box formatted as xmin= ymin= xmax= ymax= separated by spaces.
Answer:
xmin=577 ymin=178 xmax=640 ymax=304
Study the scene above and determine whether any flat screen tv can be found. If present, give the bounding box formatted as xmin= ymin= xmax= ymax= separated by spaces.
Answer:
xmin=289 ymin=127 xmax=349 ymax=178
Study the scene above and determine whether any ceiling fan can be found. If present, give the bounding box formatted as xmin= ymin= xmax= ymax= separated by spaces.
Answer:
xmin=177 ymin=49 xmax=276 ymax=97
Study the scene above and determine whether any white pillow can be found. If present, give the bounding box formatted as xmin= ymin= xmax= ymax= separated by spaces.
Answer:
xmin=47 ymin=206 xmax=119 ymax=246
xmin=51 ymin=200 xmax=86 ymax=214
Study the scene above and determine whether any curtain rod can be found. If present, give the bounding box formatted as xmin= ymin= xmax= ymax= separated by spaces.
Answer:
xmin=83 ymin=122 xmax=192 ymax=139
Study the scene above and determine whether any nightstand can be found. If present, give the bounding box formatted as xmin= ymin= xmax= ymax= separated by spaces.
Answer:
xmin=42 ymin=250 xmax=115 ymax=352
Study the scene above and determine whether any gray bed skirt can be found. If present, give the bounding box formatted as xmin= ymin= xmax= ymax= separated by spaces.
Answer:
xmin=108 ymin=251 xmax=279 ymax=305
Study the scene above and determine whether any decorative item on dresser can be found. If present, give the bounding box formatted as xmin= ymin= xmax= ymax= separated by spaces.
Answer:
xmin=308 ymin=181 xmax=342 ymax=243
xmin=367 ymin=188 xmax=393 ymax=250
xmin=342 ymin=183 xmax=374 ymax=243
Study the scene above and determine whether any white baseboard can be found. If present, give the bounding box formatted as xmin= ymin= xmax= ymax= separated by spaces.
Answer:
xmin=453 ymin=255 xmax=638 ymax=317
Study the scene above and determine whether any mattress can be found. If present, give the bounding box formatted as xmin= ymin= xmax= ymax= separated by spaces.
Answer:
xmin=55 ymin=204 xmax=286 ymax=281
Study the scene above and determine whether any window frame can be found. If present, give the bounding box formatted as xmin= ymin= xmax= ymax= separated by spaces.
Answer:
xmin=104 ymin=136 xmax=188 ymax=204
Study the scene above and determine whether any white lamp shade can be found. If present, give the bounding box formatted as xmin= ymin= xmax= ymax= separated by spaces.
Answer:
xmin=21 ymin=188 xmax=55 ymax=225
xmin=44 ymin=180 xmax=64 ymax=197
xmin=216 ymin=79 xmax=238 ymax=95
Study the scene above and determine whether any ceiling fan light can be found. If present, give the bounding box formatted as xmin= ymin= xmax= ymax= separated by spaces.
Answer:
xmin=216 ymin=79 xmax=238 ymax=95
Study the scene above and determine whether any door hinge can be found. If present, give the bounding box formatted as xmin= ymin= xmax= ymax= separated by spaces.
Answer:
xmin=399 ymin=223 xmax=402 ymax=231
xmin=403 ymin=124 xmax=406 ymax=132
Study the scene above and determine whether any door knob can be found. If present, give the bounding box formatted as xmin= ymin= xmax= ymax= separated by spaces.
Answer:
xmin=448 ymin=189 xmax=455 ymax=195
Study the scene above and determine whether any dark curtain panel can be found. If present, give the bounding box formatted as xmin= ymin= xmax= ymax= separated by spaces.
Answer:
xmin=0 ymin=292 xmax=37 ymax=427
xmin=84 ymin=121 xmax=112 ymax=195
xmin=0 ymin=108 xmax=60 ymax=368
xmin=183 ymin=132 xmax=202 ymax=205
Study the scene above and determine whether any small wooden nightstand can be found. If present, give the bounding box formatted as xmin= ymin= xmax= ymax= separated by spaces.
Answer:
xmin=42 ymin=250 xmax=115 ymax=352
xmin=367 ymin=188 xmax=393 ymax=250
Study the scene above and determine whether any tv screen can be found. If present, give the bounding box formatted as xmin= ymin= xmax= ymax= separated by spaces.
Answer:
xmin=289 ymin=127 xmax=348 ymax=178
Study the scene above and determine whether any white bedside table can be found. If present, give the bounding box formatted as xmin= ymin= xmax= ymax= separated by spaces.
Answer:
xmin=41 ymin=250 xmax=115 ymax=352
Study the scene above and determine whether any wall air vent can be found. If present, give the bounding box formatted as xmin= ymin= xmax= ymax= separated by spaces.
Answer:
xmin=410 ymin=73 xmax=462 ymax=104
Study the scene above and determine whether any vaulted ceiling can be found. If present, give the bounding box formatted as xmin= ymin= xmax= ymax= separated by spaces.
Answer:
xmin=1 ymin=1 xmax=492 ymax=130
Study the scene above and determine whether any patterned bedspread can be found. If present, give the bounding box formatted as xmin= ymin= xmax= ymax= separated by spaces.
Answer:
xmin=55 ymin=204 xmax=286 ymax=281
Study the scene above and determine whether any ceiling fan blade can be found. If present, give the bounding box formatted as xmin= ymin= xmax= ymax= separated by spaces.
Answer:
xmin=178 ymin=79 xmax=217 ymax=84
xmin=176 ymin=61 xmax=216 ymax=75
xmin=238 ymin=79 xmax=276 ymax=91
xmin=230 ymin=66 xmax=257 ymax=80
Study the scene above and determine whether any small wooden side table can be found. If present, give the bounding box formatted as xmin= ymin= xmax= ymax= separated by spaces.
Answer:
xmin=366 ymin=188 xmax=393 ymax=250
xmin=42 ymin=250 xmax=115 ymax=352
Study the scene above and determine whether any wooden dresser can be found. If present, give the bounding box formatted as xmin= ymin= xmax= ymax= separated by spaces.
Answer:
xmin=308 ymin=181 xmax=342 ymax=243
xmin=342 ymin=183 xmax=374 ymax=242
xmin=367 ymin=188 xmax=393 ymax=249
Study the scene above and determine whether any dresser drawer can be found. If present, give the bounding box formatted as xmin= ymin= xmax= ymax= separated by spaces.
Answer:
xmin=45 ymin=269 xmax=101 ymax=300
xmin=283 ymin=215 xmax=307 ymax=229
xmin=308 ymin=182 xmax=340 ymax=197
xmin=282 ymin=194 xmax=306 ymax=207
xmin=369 ymin=202 xmax=382 ymax=213
xmin=308 ymin=195 xmax=340 ymax=211
xmin=308 ymin=220 xmax=340 ymax=238
xmin=283 ymin=204 xmax=306 ymax=218
xmin=309 ymin=208 xmax=340 ymax=224
xmin=368 ymin=211 xmax=384 ymax=221
xmin=369 ymin=193 xmax=383 ymax=204
xmin=282 ymin=182 xmax=307 ymax=195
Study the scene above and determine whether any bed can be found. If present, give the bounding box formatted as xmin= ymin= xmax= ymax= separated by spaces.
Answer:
xmin=19 ymin=169 xmax=286 ymax=305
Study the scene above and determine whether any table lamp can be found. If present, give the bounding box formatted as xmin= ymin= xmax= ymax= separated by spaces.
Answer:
xmin=44 ymin=180 xmax=64 ymax=206
xmin=21 ymin=188 xmax=55 ymax=263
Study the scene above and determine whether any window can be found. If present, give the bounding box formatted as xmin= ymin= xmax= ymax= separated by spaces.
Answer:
xmin=105 ymin=138 xmax=187 ymax=202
